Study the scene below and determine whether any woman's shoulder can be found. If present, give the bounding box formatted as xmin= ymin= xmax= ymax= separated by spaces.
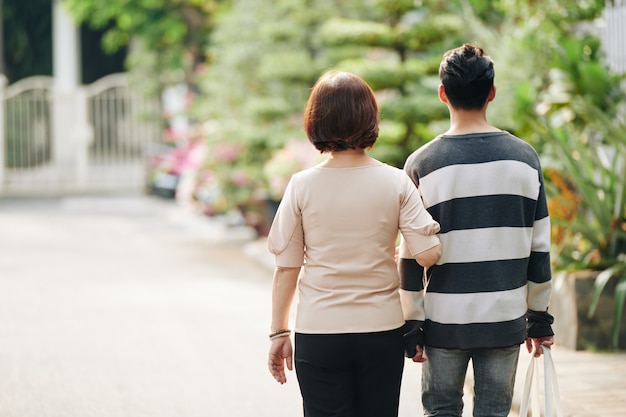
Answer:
xmin=291 ymin=164 xmax=322 ymax=181
xmin=377 ymin=162 xmax=412 ymax=179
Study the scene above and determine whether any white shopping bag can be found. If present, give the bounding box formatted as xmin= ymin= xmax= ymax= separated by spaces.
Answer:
xmin=519 ymin=346 xmax=564 ymax=417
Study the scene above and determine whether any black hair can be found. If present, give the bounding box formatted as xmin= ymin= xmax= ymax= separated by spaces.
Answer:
xmin=439 ymin=43 xmax=494 ymax=110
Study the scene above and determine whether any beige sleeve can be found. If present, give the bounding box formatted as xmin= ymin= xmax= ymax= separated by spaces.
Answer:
xmin=267 ymin=177 xmax=305 ymax=267
xmin=398 ymin=175 xmax=440 ymax=256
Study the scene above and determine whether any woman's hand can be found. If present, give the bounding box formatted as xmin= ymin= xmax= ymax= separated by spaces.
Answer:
xmin=268 ymin=336 xmax=293 ymax=384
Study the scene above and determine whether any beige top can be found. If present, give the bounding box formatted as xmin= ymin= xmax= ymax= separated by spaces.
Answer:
xmin=267 ymin=162 xmax=440 ymax=334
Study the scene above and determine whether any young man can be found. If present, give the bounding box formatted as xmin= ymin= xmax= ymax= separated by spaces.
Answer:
xmin=398 ymin=44 xmax=555 ymax=417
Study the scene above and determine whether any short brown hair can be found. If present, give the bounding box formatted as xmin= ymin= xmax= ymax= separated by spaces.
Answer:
xmin=304 ymin=71 xmax=379 ymax=152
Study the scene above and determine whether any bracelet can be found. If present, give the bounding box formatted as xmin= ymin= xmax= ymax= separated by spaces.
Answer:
xmin=269 ymin=329 xmax=291 ymax=340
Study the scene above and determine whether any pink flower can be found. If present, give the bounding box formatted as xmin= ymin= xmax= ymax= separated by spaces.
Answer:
xmin=213 ymin=144 xmax=241 ymax=162
xmin=231 ymin=170 xmax=250 ymax=185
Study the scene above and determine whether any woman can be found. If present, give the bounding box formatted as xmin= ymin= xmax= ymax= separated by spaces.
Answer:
xmin=267 ymin=71 xmax=441 ymax=417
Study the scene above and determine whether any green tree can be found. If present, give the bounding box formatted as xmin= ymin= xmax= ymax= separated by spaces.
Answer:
xmin=457 ymin=0 xmax=607 ymax=145
xmin=197 ymin=0 xmax=465 ymax=174
xmin=316 ymin=0 xmax=465 ymax=166
xmin=64 ymin=0 xmax=226 ymax=94
xmin=193 ymin=0 xmax=376 ymax=212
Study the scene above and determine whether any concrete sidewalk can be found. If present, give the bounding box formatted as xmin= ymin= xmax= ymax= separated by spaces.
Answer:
xmin=510 ymin=346 xmax=626 ymax=417
xmin=245 ymin=238 xmax=626 ymax=417
xmin=0 ymin=195 xmax=301 ymax=417
xmin=6 ymin=194 xmax=618 ymax=417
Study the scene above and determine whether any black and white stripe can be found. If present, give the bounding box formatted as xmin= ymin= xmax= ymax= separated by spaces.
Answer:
xmin=400 ymin=131 xmax=553 ymax=349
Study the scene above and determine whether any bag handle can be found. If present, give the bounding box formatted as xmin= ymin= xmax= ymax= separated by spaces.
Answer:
xmin=519 ymin=347 xmax=538 ymax=417
xmin=542 ymin=347 xmax=564 ymax=417
xmin=519 ymin=346 xmax=563 ymax=417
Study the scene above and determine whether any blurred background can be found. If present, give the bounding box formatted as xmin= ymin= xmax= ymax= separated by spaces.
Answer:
xmin=0 ymin=0 xmax=625 ymax=416
xmin=2 ymin=1 xmax=625 ymax=250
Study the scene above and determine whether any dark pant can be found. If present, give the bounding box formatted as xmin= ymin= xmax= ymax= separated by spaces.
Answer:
xmin=294 ymin=327 xmax=405 ymax=417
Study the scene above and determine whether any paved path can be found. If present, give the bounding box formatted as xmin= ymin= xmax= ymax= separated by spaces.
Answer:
xmin=511 ymin=346 xmax=626 ymax=417
xmin=0 ymin=196 xmax=303 ymax=417
xmin=0 ymin=195 xmax=624 ymax=417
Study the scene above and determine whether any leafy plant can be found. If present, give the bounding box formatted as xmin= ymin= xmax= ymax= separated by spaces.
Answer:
xmin=65 ymin=0 xmax=226 ymax=96
xmin=588 ymin=259 xmax=626 ymax=348
xmin=544 ymin=106 xmax=626 ymax=266
xmin=540 ymin=99 xmax=626 ymax=348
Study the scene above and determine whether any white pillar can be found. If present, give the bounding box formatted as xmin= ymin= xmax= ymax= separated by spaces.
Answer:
xmin=52 ymin=0 xmax=85 ymax=189
xmin=0 ymin=74 xmax=6 ymax=193
xmin=72 ymin=88 xmax=94 ymax=188
xmin=53 ymin=0 xmax=81 ymax=91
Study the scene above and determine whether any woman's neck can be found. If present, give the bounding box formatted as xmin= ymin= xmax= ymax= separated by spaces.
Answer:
xmin=322 ymin=148 xmax=378 ymax=168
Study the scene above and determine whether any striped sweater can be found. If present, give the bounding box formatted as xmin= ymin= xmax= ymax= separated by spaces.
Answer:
xmin=398 ymin=131 xmax=554 ymax=349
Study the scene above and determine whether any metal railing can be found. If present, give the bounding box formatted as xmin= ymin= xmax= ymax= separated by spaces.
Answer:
xmin=0 ymin=73 xmax=161 ymax=196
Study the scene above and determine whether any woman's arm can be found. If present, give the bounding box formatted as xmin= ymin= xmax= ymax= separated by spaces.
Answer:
xmin=271 ymin=266 xmax=300 ymax=331
xmin=268 ymin=266 xmax=300 ymax=384
xmin=414 ymin=241 xmax=441 ymax=267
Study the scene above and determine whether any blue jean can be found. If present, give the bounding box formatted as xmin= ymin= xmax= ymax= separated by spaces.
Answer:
xmin=422 ymin=345 xmax=520 ymax=417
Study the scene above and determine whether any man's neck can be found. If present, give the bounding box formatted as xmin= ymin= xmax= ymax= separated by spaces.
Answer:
xmin=444 ymin=108 xmax=501 ymax=136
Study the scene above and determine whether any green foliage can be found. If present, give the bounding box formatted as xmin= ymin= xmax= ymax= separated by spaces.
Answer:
xmin=318 ymin=19 xmax=396 ymax=48
xmin=398 ymin=13 xmax=465 ymax=50
xmin=257 ymin=51 xmax=319 ymax=84
xmin=551 ymin=36 xmax=623 ymax=110
xmin=64 ymin=0 xmax=225 ymax=94
xmin=65 ymin=0 xmax=220 ymax=53
xmin=3 ymin=0 xmax=53 ymax=82
xmin=534 ymin=33 xmax=626 ymax=273
xmin=315 ymin=5 xmax=463 ymax=167
xmin=464 ymin=0 xmax=604 ymax=26
xmin=337 ymin=59 xmax=407 ymax=90
xmin=538 ymin=95 xmax=626 ymax=350
xmin=588 ymin=262 xmax=626 ymax=349
xmin=540 ymin=101 xmax=626 ymax=269
xmin=195 ymin=0 xmax=395 ymax=207
xmin=456 ymin=0 xmax=606 ymax=141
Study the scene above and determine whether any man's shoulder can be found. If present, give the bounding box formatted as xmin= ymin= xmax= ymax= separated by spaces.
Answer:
xmin=496 ymin=132 xmax=541 ymax=162
xmin=405 ymin=136 xmax=445 ymax=166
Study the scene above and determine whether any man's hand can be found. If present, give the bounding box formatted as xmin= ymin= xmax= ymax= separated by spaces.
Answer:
xmin=525 ymin=335 xmax=555 ymax=357
xmin=410 ymin=344 xmax=427 ymax=363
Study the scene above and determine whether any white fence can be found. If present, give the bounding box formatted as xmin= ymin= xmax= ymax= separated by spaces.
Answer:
xmin=603 ymin=0 xmax=626 ymax=74
xmin=0 ymin=73 xmax=161 ymax=196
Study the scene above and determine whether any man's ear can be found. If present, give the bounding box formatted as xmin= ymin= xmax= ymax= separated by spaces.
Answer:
xmin=438 ymin=84 xmax=448 ymax=104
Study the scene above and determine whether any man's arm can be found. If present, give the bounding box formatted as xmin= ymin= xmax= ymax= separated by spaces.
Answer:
xmin=526 ymin=166 xmax=555 ymax=356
